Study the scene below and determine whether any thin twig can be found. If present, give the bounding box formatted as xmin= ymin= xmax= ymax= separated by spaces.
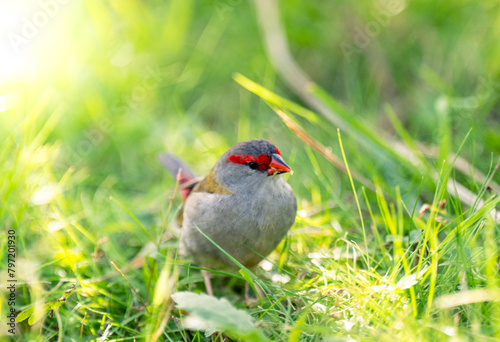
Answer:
xmin=111 ymin=261 xmax=150 ymax=314
xmin=151 ymin=302 xmax=175 ymax=342
xmin=80 ymin=311 xmax=86 ymax=338
xmin=273 ymin=108 xmax=375 ymax=191
xmin=159 ymin=168 xmax=182 ymax=245
xmin=98 ymin=324 xmax=112 ymax=342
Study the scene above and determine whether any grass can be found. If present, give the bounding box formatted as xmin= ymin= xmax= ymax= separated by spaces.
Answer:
xmin=1 ymin=0 xmax=500 ymax=341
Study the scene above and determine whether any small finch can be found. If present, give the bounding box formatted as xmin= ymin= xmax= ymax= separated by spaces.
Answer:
xmin=159 ymin=139 xmax=297 ymax=296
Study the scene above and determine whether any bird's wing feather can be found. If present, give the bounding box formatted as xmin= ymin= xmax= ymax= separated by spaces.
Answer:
xmin=192 ymin=169 xmax=232 ymax=195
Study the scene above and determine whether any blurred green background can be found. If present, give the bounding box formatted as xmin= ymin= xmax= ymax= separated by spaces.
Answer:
xmin=1 ymin=0 xmax=500 ymax=340
xmin=2 ymin=0 xmax=498 ymax=206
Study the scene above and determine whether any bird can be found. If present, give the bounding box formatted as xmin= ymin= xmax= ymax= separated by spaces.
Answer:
xmin=158 ymin=139 xmax=297 ymax=297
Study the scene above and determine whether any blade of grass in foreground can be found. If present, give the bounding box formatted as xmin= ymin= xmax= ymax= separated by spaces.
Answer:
xmin=337 ymin=129 xmax=370 ymax=268
xmin=233 ymin=73 xmax=320 ymax=124
xmin=146 ymin=254 xmax=177 ymax=342
xmin=109 ymin=196 xmax=159 ymax=249
xmin=236 ymin=73 xmax=500 ymax=228
xmin=191 ymin=224 xmax=269 ymax=298
xmin=235 ymin=73 xmax=427 ymax=179
xmin=271 ymin=107 xmax=375 ymax=192
xmin=384 ymin=104 xmax=433 ymax=179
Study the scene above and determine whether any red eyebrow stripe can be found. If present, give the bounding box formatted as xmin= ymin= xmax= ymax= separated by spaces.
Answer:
xmin=227 ymin=154 xmax=272 ymax=171
xmin=270 ymin=140 xmax=282 ymax=156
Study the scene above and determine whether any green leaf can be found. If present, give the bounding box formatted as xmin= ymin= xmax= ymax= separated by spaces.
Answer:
xmin=15 ymin=307 xmax=35 ymax=323
xmin=239 ymin=268 xmax=263 ymax=303
xmin=172 ymin=291 xmax=270 ymax=342
xmin=233 ymin=73 xmax=320 ymax=124
xmin=16 ymin=284 xmax=76 ymax=325
xmin=28 ymin=306 xmax=48 ymax=326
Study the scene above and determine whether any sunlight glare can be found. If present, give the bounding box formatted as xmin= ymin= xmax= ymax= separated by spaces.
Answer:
xmin=0 ymin=1 xmax=37 ymax=81
xmin=0 ymin=0 xmax=72 ymax=83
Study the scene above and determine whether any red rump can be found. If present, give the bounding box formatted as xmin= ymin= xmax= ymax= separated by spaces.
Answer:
xmin=227 ymin=154 xmax=272 ymax=171
xmin=178 ymin=172 xmax=195 ymax=202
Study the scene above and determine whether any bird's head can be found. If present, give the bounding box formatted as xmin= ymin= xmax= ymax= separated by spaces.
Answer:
xmin=212 ymin=139 xmax=292 ymax=189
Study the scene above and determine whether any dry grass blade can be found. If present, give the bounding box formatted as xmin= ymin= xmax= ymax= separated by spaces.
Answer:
xmin=159 ymin=168 xmax=183 ymax=244
xmin=273 ymin=108 xmax=374 ymax=191
xmin=151 ymin=302 xmax=175 ymax=342
xmin=254 ymin=0 xmax=499 ymax=223
xmin=148 ymin=255 xmax=177 ymax=342
xmin=111 ymin=261 xmax=149 ymax=314
xmin=435 ymin=289 xmax=500 ymax=309
xmin=98 ymin=324 xmax=112 ymax=342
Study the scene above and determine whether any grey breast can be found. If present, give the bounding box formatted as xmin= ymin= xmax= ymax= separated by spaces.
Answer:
xmin=181 ymin=176 xmax=296 ymax=270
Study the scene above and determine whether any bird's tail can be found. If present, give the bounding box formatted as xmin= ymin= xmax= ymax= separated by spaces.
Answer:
xmin=158 ymin=153 xmax=198 ymax=201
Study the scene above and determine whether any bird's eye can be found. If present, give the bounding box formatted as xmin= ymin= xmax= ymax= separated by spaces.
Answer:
xmin=248 ymin=161 xmax=259 ymax=170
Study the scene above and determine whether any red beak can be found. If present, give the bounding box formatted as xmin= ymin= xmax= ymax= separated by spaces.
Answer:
xmin=268 ymin=153 xmax=292 ymax=176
